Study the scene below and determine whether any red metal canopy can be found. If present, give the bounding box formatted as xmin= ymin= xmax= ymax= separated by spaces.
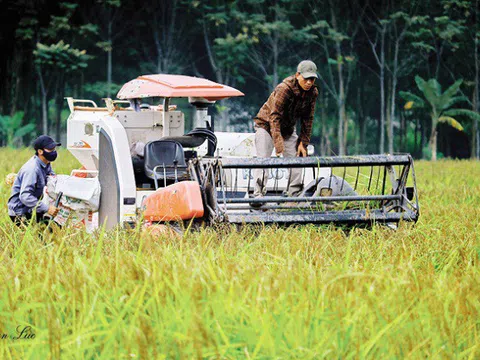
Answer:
xmin=116 ymin=74 xmax=244 ymax=100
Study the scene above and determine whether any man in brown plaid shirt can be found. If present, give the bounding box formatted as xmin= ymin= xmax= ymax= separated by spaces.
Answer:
xmin=252 ymin=60 xmax=319 ymax=203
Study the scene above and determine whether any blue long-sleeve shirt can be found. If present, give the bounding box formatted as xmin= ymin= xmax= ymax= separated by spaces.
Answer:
xmin=8 ymin=155 xmax=55 ymax=216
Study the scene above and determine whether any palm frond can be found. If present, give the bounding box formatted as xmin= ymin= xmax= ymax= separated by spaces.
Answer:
xmin=399 ymin=91 xmax=425 ymax=108
xmin=439 ymin=79 xmax=463 ymax=110
xmin=14 ymin=124 xmax=36 ymax=139
xmin=427 ymin=78 xmax=442 ymax=96
xmin=438 ymin=116 xmax=464 ymax=131
xmin=443 ymin=108 xmax=480 ymax=122
xmin=11 ymin=111 xmax=25 ymax=128
xmin=415 ymin=76 xmax=438 ymax=110
xmin=442 ymin=95 xmax=468 ymax=110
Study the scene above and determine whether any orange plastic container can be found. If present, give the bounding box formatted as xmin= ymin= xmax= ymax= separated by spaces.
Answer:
xmin=143 ymin=181 xmax=204 ymax=222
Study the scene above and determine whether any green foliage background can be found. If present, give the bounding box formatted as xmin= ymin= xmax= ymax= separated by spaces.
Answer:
xmin=1 ymin=0 xmax=480 ymax=158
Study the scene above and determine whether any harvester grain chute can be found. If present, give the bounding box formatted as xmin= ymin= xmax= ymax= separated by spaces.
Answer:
xmin=64 ymin=74 xmax=419 ymax=231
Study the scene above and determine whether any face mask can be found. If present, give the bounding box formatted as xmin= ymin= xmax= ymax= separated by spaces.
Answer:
xmin=42 ymin=150 xmax=57 ymax=162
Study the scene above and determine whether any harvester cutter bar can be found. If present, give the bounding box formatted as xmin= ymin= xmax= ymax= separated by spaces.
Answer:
xmin=225 ymin=209 xmax=418 ymax=225
xmin=222 ymin=194 xmax=401 ymax=204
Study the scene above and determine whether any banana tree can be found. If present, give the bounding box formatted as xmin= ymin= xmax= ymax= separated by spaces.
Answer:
xmin=400 ymin=76 xmax=480 ymax=161
xmin=0 ymin=111 xmax=36 ymax=147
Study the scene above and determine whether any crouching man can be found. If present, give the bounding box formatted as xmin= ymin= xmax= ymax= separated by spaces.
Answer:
xmin=252 ymin=60 xmax=318 ymax=204
xmin=8 ymin=135 xmax=60 ymax=226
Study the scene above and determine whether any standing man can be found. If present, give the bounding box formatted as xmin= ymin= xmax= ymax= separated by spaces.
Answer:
xmin=253 ymin=60 xmax=319 ymax=202
xmin=8 ymin=135 xmax=60 ymax=225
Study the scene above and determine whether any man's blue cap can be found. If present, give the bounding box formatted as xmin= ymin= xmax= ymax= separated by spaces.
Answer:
xmin=33 ymin=135 xmax=61 ymax=150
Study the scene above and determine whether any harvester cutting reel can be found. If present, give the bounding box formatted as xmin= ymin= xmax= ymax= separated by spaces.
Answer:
xmin=189 ymin=154 xmax=419 ymax=227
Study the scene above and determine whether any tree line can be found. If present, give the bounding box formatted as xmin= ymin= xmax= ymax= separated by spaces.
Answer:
xmin=0 ymin=0 xmax=479 ymax=160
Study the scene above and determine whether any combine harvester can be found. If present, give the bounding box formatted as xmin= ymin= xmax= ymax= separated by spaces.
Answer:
xmin=65 ymin=74 xmax=419 ymax=230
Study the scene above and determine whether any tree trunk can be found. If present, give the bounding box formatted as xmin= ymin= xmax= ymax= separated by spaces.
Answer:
xmin=37 ymin=68 xmax=48 ymax=134
xmin=41 ymin=93 xmax=48 ymax=135
xmin=354 ymin=124 xmax=359 ymax=154
xmin=399 ymin=110 xmax=404 ymax=151
xmin=379 ymin=27 xmax=386 ymax=154
xmin=272 ymin=38 xmax=278 ymax=93
xmin=53 ymin=79 xmax=59 ymax=138
xmin=271 ymin=9 xmax=279 ymax=93
xmin=357 ymin=83 xmax=365 ymax=154
xmin=430 ymin=121 xmax=437 ymax=161
xmin=477 ymin=0 xmax=480 ymax=158
xmin=389 ymin=41 xmax=400 ymax=154
xmin=477 ymin=127 xmax=480 ymax=159
xmin=421 ymin=120 xmax=427 ymax=158
xmin=320 ymin=88 xmax=326 ymax=156
xmin=342 ymin=101 xmax=348 ymax=154
xmin=107 ymin=49 xmax=112 ymax=98
xmin=55 ymin=74 xmax=65 ymax=141
xmin=107 ymin=20 xmax=113 ymax=98
xmin=336 ymin=70 xmax=346 ymax=155
xmin=386 ymin=77 xmax=392 ymax=154
xmin=472 ymin=85 xmax=478 ymax=159
xmin=330 ymin=6 xmax=346 ymax=155
xmin=473 ymin=21 xmax=479 ymax=159
xmin=202 ymin=20 xmax=223 ymax=84
xmin=435 ymin=45 xmax=443 ymax=81
xmin=320 ymin=123 xmax=326 ymax=155
xmin=414 ymin=117 xmax=419 ymax=157
xmin=10 ymin=77 xmax=20 ymax=116
xmin=10 ymin=41 xmax=27 ymax=117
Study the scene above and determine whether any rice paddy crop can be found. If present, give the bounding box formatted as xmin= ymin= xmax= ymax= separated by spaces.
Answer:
xmin=0 ymin=148 xmax=479 ymax=359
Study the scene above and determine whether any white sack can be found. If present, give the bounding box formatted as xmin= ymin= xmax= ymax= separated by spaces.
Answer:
xmin=46 ymin=175 xmax=101 ymax=211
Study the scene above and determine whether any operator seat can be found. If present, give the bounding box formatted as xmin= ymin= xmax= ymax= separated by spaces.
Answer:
xmin=144 ymin=140 xmax=189 ymax=189
xmin=160 ymin=127 xmax=217 ymax=156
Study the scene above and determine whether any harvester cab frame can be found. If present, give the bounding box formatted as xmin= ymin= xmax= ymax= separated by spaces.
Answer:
xmin=65 ymin=74 xmax=419 ymax=230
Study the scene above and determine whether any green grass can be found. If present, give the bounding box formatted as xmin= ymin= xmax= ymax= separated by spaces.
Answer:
xmin=0 ymin=148 xmax=479 ymax=359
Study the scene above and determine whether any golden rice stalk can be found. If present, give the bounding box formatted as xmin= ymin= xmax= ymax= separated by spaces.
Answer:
xmin=5 ymin=172 xmax=17 ymax=187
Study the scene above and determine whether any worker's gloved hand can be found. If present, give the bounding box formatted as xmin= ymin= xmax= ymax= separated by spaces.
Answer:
xmin=48 ymin=205 xmax=59 ymax=217
xmin=297 ymin=142 xmax=307 ymax=157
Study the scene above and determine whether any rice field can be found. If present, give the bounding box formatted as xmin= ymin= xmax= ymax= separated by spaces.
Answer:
xmin=0 ymin=148 xmax=479 ymax=359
